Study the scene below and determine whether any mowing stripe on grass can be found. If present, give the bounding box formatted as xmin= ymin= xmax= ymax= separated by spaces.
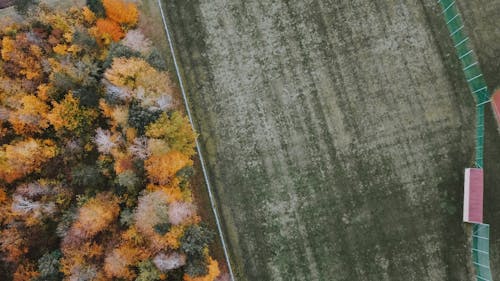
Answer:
xmin=156 ymin=0 xmax=236 ymax=280
xmin=437 ymin=1 xmax=492 ymax=280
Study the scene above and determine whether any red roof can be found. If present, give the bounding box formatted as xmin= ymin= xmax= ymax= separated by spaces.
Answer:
xmin=491 ymin=89 xmax=500 ymax=125
xmin=463 ymin=168 xmax=483 ymax=223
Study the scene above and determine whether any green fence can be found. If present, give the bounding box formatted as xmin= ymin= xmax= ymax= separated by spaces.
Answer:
xmin=473 ymin=224 xmax=493 ymax=281
xmin=437 ymin=0 xmax=492 ymax=280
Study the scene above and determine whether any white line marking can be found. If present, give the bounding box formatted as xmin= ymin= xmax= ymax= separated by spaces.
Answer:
xmin=463 ymin=62 xmax=478 ymax=71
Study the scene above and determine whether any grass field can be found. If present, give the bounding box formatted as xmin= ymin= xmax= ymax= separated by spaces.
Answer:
xmin=157 ymin=0 xmax=500 ymax=280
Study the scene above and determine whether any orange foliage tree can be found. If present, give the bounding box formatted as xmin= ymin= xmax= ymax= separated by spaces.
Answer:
xmin=104 ymin=244 xmax=148 ymax=280
xmin=145 ymin=151 xmax=193 ymax=185
xmin=13 ymin=262 xmax=39 ymax=281
xmin=66 ymin=193 xmax=120 ymax=241
xmin=0 ymin=227 xmax=28 ymax=263
xmin=102 ymin=0 xmax=139 ymax=27
xmin=95 ymin=18 xmax=125 ymax=42
xmin=60 ymin=241 xmax=105 ymax=279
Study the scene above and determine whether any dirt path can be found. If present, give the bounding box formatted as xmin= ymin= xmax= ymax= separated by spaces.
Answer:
xmin=161 ymin=0 xmax=490 ymax=280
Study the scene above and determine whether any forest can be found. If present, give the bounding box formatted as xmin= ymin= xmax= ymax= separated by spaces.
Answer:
xmin=0 ymin=1 xmax=222 ymax=280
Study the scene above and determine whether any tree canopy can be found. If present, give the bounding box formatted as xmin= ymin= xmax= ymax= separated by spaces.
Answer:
xmin=0 ymin=1 xmax=221 ymax=280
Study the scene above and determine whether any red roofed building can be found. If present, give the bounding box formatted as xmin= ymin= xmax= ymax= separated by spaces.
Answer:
xmin=463 ymin=168 xmax=484 ymax=223
xmin=492 ymin=89 xmax=500 ymax=125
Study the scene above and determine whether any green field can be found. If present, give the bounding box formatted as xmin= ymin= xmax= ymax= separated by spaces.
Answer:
xmin=156 ymin=0 xmax=500 ymax=280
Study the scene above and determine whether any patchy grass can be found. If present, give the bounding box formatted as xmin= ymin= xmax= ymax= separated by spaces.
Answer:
xmin=159 ymin=0 xmax=489 ymax=280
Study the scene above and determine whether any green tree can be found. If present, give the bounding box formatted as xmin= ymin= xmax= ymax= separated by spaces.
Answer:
xmin=135 ymin=260 xmax=161 ymax=281
xmin=35 ymin=250 xmax=62 ymax=281
xmin=146 ymin=49 xmax=167 ymax=71
xmin=86 ymin=0 xmax=105 ymax=17
xmin=181 ymin=225 xmax=214 ymax=258
xmin=128 ymin=101 xmax=161 ymax=135
xmin=103 ymin=43 xmax=141 ymax=70
xmin=71 ymin=164 xmax=107 ymax=188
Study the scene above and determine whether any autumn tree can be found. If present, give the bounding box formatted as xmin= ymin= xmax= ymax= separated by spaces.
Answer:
xmin=184 ymin=258 xmax=220 ymax=281
xmin=13 ymin=262 xmax=39 ymax=281
xmin=136 ymin=260 xmax=162 ymax=281
xmin=60 ymin=241 xmax=104 ymax=280
xmin=8 ymin=95 xmax=50 ymax=135
xmin=10 ymin=181 xmax=72 ymax=227
xmin=134 ymin=190 xmax=187 ymax=251
xmin=94 ymin=128 xmax=121 ymax=154
xmin=47 ymin=92 xmax=98 ymax=135
xmin=145 ymin=151 xmax=193 ymax=185
xmin=104 ymin=244 xmax=147 ymax=280
xmin=1 ymin=34 xmax=44 ymax=81
xmin=0 ymin=4 xmax=220 ymax=280
xmin=95 ymin=18 xmax=125 ymax=42
xmin=64 ymin=193 xmax=119 ymax=242
xmin=102 ymin=0 xmax=139 ymax=27
xmin=153 ymin=252 xmax=186 ymax=272
xmin=168 ymin=201 xmax=196 ymax=226
xmin=0 ymin=227 xmax=28 ymax=264
xmin=146 ymin=112 xmax=197 ymax=156
xmin=121 ymin=29 xmax=152 ymax=55
xmin=181 ymin=226 xmax=215 ymax=278
xmin=0 ymin=138 xmax=57 ymax=183
xmin=104 ymin=57 xmax=176 ymax=111
xmin=134 ymin=190 xmax=170 ymax=238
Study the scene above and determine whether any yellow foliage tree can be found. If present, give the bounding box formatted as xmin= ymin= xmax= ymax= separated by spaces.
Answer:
xmin=47 ymin=92 xmax=98 ymax=134
xmin=104 ymin=57 xmax=175 ymax=110
xmin=8 ymin=95 xmax=50 ymax=134
xmin=1 ymin=34 xmax=43 ymax=80
xmin=104 ymin=57 xmax=152 ymax=88
xmin=0 ymin=138 xmax=57 ymax=183
xmin=82 ymin=6 xmax=96 ymax=25
xmin=102 ymin=0 xmax=139 ymax=27
xmin=146 ymin=112 xmax=197 ymax=157
xmin=1 ymin=36 xmax=15 ymax=61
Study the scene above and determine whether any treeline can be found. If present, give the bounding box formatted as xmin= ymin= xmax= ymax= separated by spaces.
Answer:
xmin=0 ymin=1 xmax=222 ymax=280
